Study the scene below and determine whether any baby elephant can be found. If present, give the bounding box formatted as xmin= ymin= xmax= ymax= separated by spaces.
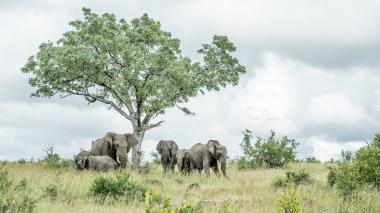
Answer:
xmin=78 ymin=155 xmax=118 ymax=171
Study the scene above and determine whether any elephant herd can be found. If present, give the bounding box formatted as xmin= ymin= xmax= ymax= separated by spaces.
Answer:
xmin=74 ymin=132 xmax=138 ymax=171
xmin=156 ymin=140 xmax=228 ymax=177
xmin=73 ymin=132 xmax=228 ymax=178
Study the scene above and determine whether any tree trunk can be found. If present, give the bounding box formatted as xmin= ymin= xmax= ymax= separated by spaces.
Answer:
xmin=131 ymin=129 xmax=145 ymax=169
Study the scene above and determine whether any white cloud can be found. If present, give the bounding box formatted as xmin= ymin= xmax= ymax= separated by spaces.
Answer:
xmin=306 ymin=94 xmax=370 ymax=125
xmin=310 ymin=137 xmax=365 ymax=162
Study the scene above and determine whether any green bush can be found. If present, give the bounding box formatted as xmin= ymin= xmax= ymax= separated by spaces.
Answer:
xmin=145 ymin=191 xmax=201 ymax=213
xmin=273 ymin=170 xmax=312 ymax=188
xmin=0 ymin=169 xmax=37 ymax=213
xmin=304 ymin=157 xmax=321 ymax=164
xmin=238 ymin=129 xmax=299 ymax=169
xmin=89 ymin=173 xmax=147 ymax=202
xmin=237 ymin=156 xmax=256 ymax=170
xmin=276 ymin=186 xmax=305 ymax=213
xmin=0 ymin=167 xmax=12 ymax=193
xmin=327 ymin=134 xmax=380 ymax=196
xmin=41 ymin=184 xmax=60 ymax=201
xmin=150 ymin=152 xmax=161 ymax=164
xmin=39 ymin=146 xmax=72 ymax=168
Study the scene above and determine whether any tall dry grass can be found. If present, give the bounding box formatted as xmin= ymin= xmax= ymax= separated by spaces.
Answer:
xmin=2 ymin=162 xmax=379 ymax=212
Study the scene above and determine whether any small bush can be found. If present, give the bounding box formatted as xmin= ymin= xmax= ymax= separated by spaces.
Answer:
xmin=89 ymin=173 xmax=147 ymax=202
xmin=41 ymin=184 xmax=60 ymax=201
xmin=150 ymin=152 xmax=161 ymax=164
xmin=0 ymin=171 xmax=37 ymax=213
xmin=304 ymin=157 xmax=320 ymax=164
xmin=0 ymin=195 xmax=37 ymax=213
xmin=145 ymin=191 xmax=201 ymax=213
xmin=16 ymin=159 xmax=27 ymax=164
xmin=0 ymin=167 xmax=12 ymax=193
xmin=276 ymin=186 xmax=305 ymax=213
xmin=39 ymin=146 xmax=72 ymax=168
xmin=273 ymin=170 xmax=312 ymax=188
xmin=238 ymin=129 xmax=299 ymax=169
xmin=327 ymin=134 xmax=380 ymax=196
xmin=237 ymin=156 xmax=256 ymax=170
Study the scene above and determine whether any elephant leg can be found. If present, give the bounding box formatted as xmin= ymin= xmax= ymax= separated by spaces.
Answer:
xmin=203 ymin=157 xmax=210 ymax=176
xmin=211 ymin=159 xmax=220 ymax=176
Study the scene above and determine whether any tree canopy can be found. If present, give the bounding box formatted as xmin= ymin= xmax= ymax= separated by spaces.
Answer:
xmin=22 ymin=8 xmax=246 ymax=165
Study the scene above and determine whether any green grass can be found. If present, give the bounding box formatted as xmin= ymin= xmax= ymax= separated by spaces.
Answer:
xmin=2 ymin=162 xmax=379 ymax=212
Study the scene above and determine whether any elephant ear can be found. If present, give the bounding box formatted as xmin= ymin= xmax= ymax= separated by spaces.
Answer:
xmin=156 ymin=140 xmax=163 ymax=154
xmin=125 ymin=133 xmax=138 ymax=152
xmin=170 ymin=141 xmax=178 ymax=158
xmin=207 ymin=140 xmax=219 ymax=156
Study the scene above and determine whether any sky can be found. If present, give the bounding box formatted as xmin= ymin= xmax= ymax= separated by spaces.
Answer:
xmin=1 ymin=0 xmax=380 ymax=162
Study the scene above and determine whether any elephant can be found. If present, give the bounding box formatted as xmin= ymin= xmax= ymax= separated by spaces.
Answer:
xmin=78 ymin=155 xmax=118 ymax=171
xmin=176 ymin=149 xmax=191 ymax=175
xmin=91 ymin=132 xmax=138 ymax=168
xmin=156 ymin=140 xmax=178 ymax=174
xmin=188 ymin=140 xmax=228 ymax=177
xmin=73 ymin=150 xmax=92 ymax=170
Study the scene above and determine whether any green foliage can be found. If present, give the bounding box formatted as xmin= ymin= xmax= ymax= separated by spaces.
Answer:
xmin=41 ymin=184 xmax=60 ymax=201
xmin=238 ymin=130 xmax=299 ymax=169
xmin=327 ymin=167 xmax=337 ymax=187
xmin=39 ymin=146 xmax=72 ymax=168
xmin=89 ymin=173 xmax=147 ymax=202
xmin=327 ymin=134 xmax=380 ymax=197
xmin=150 ymin=152 xmax=161 ymax=164
xmin=145 ymin=191 xmax=201 ymax=213
xmin=0 ymin=169 xmax=37 ymax=213
xmin=276 ymin=186 xmax=305 ymax=213
xmin=0 ymin=167 xmax=12 ymax=193
xmin=16 ymin=159 xmax=26 ymax=164
xmin=273 ymin=170 xmax=312 ymax=188
xmin=22 ymin=7 xmax=246 ymax=135
xmin=304 ymin=156 xmax=321 ymax=164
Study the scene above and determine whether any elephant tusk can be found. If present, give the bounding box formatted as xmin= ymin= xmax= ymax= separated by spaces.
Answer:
xmin=116 ymin=156 xmax=122 ymax=164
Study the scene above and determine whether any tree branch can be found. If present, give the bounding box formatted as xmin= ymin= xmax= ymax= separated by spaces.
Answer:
xmin=142 ymin=120 xmax=165 ymax=131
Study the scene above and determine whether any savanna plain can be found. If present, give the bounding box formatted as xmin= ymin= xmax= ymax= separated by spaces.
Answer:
xmin=2 ymin=162 xmax=379 ymax=213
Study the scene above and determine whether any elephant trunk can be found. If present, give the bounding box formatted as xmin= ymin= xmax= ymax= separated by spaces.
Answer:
xmin=116 ymin=147 xmax=128 ymax=168
xmin=220 ymin=154 xmax=227 ymax=177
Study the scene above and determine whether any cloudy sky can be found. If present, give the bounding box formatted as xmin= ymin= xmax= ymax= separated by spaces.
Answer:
xmin=1 ymin=0 xmax=379 ymax=162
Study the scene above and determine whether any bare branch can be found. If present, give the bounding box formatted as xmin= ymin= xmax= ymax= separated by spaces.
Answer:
xmin=142 ymin=120 xmax=165 ymax=131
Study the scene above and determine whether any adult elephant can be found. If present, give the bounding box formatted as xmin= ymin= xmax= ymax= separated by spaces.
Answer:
xmin=91 ymin=132 xmax=138 ymax=168
xmin=176 ymin=149 xmax=191 ymax=175
xmin=189 ymin=140 xmax=228 ymax=177
xmin=156 ymin=140 xmax=178 ymax=174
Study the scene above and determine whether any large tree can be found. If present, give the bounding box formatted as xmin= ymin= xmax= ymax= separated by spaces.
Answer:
xmin=22 ymin=8 xmax=246 ymax=167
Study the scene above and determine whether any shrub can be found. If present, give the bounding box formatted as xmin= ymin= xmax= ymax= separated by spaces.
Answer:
xmin=42 ymin=184 xmax=60 ymax=201
xmin=273 ymin=170 xmax=312 ymax=188
xmin=304 ymin=157 xmax=320 ymax=164
xmin=150 ymin=152 xmax=161 ymax=164
xmin=237 ymin=156 xmax=256 ymax=170
xmin=0 ymin=171 xmax=37 ymax=213
xmin=0 ymin=167 xmax=12 ymax=193
xmin=238 ymin=129 xmax=299 ymax=169
xmin=16 ymin=159 xmax=27 ymax=164
xmin=327 ymin=134 xmax=380 ymax=196
xmin=39 ymin=146 xmax=72 ymax=168
xmin=276 ymin=186 xmax=305 ymax=213
xmin=145 ymin=191 xmax=201 ymax=213
xmin=89 ymin=173 xmax=147 ymax=202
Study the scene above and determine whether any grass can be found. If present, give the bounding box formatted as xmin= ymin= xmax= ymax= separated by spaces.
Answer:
xmin=2 ymin=162 xmax=379 ymax=212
